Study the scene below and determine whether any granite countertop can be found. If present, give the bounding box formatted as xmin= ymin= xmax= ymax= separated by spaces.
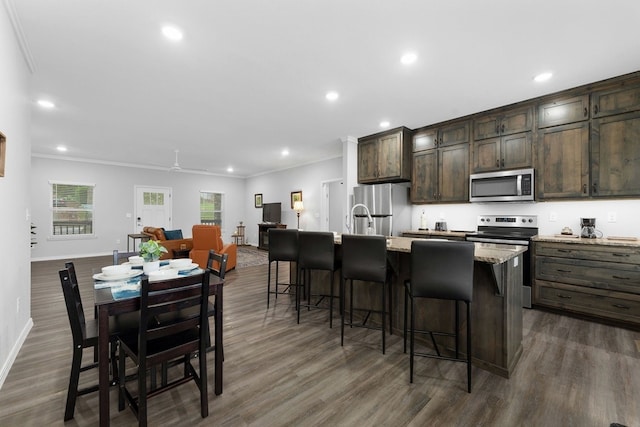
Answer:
xmin=334 ymin=235 xmax=524 ymax=264
xmin=533 ymin=235 xmax=640 ymax=248
xmin=401 ymin=229 xmax=472 ymax=238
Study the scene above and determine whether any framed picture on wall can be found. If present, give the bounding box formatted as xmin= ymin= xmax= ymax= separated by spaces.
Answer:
xmin=254 ymin=193 xmax=263 ymax=208
xmin=0 ymin=131 xmax=6 ymax=177
xmin=290 ymin=191 xmax=302 ymax=209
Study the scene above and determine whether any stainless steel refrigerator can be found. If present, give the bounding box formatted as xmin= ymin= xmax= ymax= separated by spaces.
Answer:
xmin=352 ymin=183 xmax=410 ymax=236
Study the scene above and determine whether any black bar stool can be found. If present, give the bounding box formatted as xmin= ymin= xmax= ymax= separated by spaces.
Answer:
xmin=267 ymin=229 xmax=299 ymax=308
xmin=403 ymin=239 xmax=475 ymax=392
xmin=340 ymin=234 xmax=389 ymax=354
xmin=297 ymin=231 xmax=340 ymax=327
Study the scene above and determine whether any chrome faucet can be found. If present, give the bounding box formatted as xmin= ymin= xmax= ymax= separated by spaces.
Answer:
xmin=347 ymin=203 xmax=375 ymax=235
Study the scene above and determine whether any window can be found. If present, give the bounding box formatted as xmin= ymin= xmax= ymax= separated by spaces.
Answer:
xmin=51 ymin=181 xmax=95 ymax=237
xmin=200 ymin=191 xmax=223 ymax=227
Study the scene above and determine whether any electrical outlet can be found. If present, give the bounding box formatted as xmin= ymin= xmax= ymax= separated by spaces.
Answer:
xmin=607 ymin=212 xmax=617 ymax=222
xmin=549 ymin=212 xmax=557 ymax=222
xmin=116 ymin=239 xmax=121 ymax=244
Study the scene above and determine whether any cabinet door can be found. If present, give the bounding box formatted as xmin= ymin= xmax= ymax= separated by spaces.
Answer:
xmin=439 ymin=144 xmax=469 ymax=202
xmin=501 ymin=132 xmax=532 ymax=170
xmin=538 ymin=122 xmax=589 ymax=199
xmin=538 ymin=95 xmax=590 ymax=128
xmin=377 ymin=133 xmax=403 ymax=180
xmin=357 ymin=138 xmax=378 ymax=183
xmin=591 ymin=111 xmax=640 ymax=197
xmin=473 ymin=115 xmax=500 ymax=140
xmin=592 ymin=84 xmax=640 ymax=118
xmin=439 ymin=121 xmax=470 ymax=147
xmin=411 ymin=150 xmax=438 ymax=203
xmin=472 ymin=138 xmax=500 ymax=172
xmin=413 ymin=128 xmax=438 ymax=152
xmin=500 ymin=107 xmax=533 ymax=136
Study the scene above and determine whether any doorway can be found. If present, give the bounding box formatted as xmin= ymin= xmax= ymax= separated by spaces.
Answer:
xmin=134 ymin=186 xmax=172 ymax=232
xmin=320 ymin=179 xmax=343 ymax=232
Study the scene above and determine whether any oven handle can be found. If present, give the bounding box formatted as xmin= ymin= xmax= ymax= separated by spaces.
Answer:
xmin=466 ymin=236 xmax=530 ymax=246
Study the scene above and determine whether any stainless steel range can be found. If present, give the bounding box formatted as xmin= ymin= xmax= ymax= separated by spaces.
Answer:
xmin=466 ymin=215 xmax=538 ymax=308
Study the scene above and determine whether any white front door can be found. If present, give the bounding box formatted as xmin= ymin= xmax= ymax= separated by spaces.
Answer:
xmin=135 ymin=186 xmax=172 ymax=232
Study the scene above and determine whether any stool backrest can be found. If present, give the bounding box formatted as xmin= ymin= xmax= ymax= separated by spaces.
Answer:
xmin=298 ymin=231 xmax=335 ymax=270
xmin=341 ymin=234 xmax=387 ymax=282
xmin=410 ymin=240 xmax=475 ymax=302
xmin=268 ymin=228 xmax=299 ymax=262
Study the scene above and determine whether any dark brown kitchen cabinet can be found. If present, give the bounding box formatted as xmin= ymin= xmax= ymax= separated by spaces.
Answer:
xmin=413 ymin=120 xmax=470 ymax=152
xmin=538 ymin=94 xmax=590 ymax=128
xmin=591 ymin=110 xmax=640 ymax=197
xmin=358 ymin=127 xmax=412 ymax=184
xmin=411 ymin=143 xmax=468 ymax=203
xmin=473 ymin=106 xmax=533 ymax=140
xmin=533 ymin=240 xmax=640 ymax=328
xmin=537 ymin=122 xmax=589 ymax=199
xmin=472 ymin=132 xmax=532 ymax=172
xmin=591 ymin=83 xmax=640 ymax=118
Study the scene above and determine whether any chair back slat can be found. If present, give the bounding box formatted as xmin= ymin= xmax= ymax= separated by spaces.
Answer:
xmin=59 ymin=268 xmax=87 ymax=343
xmin=207 ymin=250 xmax=228 ymax=279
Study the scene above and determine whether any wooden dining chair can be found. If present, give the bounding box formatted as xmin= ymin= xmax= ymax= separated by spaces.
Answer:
xmin=113 ymin=249 xmax=139 ymax=265
xmin=118 ymin=272 xmax=210 ymax=426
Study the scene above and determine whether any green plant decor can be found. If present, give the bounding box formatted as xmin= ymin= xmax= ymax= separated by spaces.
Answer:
xmin=139 ymin=240 xmax=168 ymax=262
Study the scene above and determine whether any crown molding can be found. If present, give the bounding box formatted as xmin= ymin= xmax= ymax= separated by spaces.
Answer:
xmin=3 ymin=0 xmax=35 ymax=73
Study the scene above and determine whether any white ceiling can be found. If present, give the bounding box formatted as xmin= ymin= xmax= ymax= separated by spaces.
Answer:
xmin=11 ymin=0 xmax=640 ymax=177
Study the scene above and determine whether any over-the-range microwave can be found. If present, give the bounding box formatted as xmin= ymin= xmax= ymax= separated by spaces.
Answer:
xmin=469 ymin=168 xmax=535 ymax=202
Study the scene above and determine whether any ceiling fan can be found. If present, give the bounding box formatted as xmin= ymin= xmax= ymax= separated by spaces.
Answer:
xmin=169 ymin=149 xmax=182 ymax=172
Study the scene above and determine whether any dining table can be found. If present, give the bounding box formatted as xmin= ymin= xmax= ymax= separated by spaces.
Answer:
xmin=94 ymin=266 xmax=224 ymax=427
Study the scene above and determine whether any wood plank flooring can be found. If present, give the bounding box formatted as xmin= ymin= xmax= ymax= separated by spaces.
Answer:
xmin=1 ymin=256 xmax=639 ymax=426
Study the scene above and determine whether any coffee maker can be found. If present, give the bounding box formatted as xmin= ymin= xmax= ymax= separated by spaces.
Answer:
xmin=580 ymin=218 xmax=597 ymax=238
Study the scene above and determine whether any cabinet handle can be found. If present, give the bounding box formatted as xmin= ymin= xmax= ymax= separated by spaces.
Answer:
xmin=496 ymin=159 xmax=500 ymax=167
xmin=592 ymin=182 xmax=597 ymax=193
xmin=583 ymin=183 xmax=587 ymax=194
xmin=583 ymin=107 xmax=588 ymax=117
xmin=557 ymin=269 xmax=572 ymax=273
xmin=501 ymin=159 xmax=505 ymax=168
xmin=495 ymin=125 xmax=500 ymax=134
xmin=501 ymin=124 xmax=505 ymax=133
xmin=612 ymin=304 xmax=630 ymax=310
xmin=612 ymin=275 xmax=631 ymax=280
xmin=557 ymin=294 xmax=572 ymax=299
xmin=594 ymin=104 xmax=599 ymax=115
xmin=612 ymin=253 xmax=630 ymax=257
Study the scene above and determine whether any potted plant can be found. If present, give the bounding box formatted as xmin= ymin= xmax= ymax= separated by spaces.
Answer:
xmin=139 ymin=240 xmax=168 ymax=273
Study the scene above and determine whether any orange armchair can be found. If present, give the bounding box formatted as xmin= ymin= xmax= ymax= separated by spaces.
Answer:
xmin=189 ymin=225 xmax=237 ymax=272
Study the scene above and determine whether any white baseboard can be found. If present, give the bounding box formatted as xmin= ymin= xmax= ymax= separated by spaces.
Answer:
xmin=0 ymin=317 xmax=33 ymax=390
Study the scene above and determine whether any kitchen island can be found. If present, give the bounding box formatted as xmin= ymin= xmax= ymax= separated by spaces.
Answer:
xmin=295 ymin=236 xmax=527 ymax=378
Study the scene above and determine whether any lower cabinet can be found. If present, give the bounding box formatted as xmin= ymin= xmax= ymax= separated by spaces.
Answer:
xmin=533 ymin=240 xmax=640 ymax=327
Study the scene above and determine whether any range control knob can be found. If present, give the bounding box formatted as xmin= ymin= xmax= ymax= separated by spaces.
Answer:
xmin=528 ymin=218 xmax=534 ymax=223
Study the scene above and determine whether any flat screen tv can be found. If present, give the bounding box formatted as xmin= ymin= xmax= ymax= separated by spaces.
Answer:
xmin=262 ymin=202 xmax=281 ymax=223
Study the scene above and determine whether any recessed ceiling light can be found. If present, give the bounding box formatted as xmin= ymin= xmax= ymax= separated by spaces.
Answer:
xmin=380 ymin=121 xmax=390 ymax=128
xmin=37 ymin=100 xmax=55 ymax=109
xmin=282 ymin=149 xmax=289 ymax=156
xmin=56 ymin=145 xmax=67 ymax=152
xmin=326 ymin=91 xmax=339 ymax=101
xmin=162 ymin=25 xmax=183 ymax=41
xmin=534 ymin=72 xmax=553 ymax=82
xmin=401 ymin=52 xmax=417 ymax=65
xmin=226 ymin=166 xmax=233 ymax=173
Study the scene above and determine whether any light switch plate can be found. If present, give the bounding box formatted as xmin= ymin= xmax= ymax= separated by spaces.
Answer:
xmin=607 ymin=212 xmax=617 ymax=222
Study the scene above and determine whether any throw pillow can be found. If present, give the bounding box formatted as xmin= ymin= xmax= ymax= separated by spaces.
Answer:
xmin=163 ymin=229 xmax=183 ymax=240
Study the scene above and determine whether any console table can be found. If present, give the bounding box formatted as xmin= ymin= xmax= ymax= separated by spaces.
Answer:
xmin=258 ymin=223 xmax=287 ymax=250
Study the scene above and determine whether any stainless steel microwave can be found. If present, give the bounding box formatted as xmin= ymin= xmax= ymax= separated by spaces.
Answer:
xmin=469 ymin=168 xmax=535 ymax=202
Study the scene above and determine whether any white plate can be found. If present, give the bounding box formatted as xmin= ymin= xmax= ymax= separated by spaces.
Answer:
xmin=175 ymin=263 xmax=199 ymax=273
xmin=121 ymin=261 xmax=144 ymax=267
xmin=93 ymin=270 xmax=143 ymax=281
xmin=148 ymin=269 xmax=179 ymax=281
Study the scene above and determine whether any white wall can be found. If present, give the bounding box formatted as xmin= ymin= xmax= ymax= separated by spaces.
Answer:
xmin=0 ymin=4 xmax=33 ymax=388
xmin=30 ymin=157 xmax=246 ymax=260
xmin=245 ymin=157 xmax=342 ymax=243
xmin=411 ymin=199 xmax=640 ymax=237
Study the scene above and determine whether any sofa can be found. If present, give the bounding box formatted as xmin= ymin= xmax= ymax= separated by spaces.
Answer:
xmin=141 ymin=226 xmax=194 ymax=260
xmin=189 ymin=224 xmax=237 ymax=272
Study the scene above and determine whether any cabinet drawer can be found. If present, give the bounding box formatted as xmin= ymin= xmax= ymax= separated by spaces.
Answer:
xmin=535 ymin=256 xmax=640 ymax=294
xmin=535 ymin=242 xmax=640 ymax=264
xmin=535 ymin=280 xmax=640 ymax=324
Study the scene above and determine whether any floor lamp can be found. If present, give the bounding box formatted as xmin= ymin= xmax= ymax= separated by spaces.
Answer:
xmin=294 ymin=201 xmax=304 ymax=229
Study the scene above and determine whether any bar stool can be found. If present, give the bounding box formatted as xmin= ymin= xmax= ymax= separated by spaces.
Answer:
xmin=340 ymin=234 xmax=389 ymax=354
xmin=267 ymin=228 xmax=299 ymax=308
xmin=297 ymin=231 xmax=340 ymax=327
xmin=403 ymin=239 xmax=474 ymax=392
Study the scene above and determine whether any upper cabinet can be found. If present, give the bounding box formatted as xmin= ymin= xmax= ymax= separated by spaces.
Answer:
xmin=538 ymin=95 xmax=590 ymax=128
xmin=592 ymin=84 xmax=640 ymax=118
xmin=358 ymin=127 xmax=412 ymax=184
xmin=473 ymin=106 xmax=533 ymax=140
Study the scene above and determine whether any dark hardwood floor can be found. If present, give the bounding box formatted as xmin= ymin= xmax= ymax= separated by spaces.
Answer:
xmin=1 ymin=256 xmax=639 ymax=426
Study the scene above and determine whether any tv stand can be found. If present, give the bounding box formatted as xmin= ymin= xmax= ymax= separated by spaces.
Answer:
xmin=258 ymin=223 xmax=287 ymax=250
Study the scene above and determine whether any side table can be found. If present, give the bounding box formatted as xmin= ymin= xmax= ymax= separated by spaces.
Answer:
xmin=127 ymin=233 xmax=150 ymax=252
xmin=173 ymin=248 xmax=191 ymax=259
